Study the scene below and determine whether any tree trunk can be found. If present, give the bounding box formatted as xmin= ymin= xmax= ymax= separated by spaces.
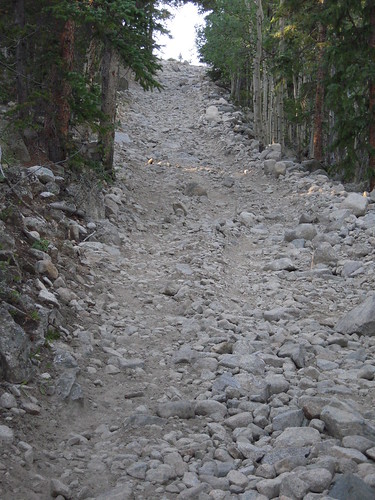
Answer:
xmin=43 ymin=19 xmax=75 ymax=162
xmin=369 ymin=4 xmax=375 ymax=191
xmin=57 ymin=19 xmax=75 ymax=144
xmin=99 ymin=38 xmax=119 ymax=178
xmin=313 ymin=23 xmax=326 ymax=162
xmin=44 ymin=64 xmax=64 ymax=162
xmin=253 ymin=0 xmax=264 ymax=142
xmin=14 ymin=0 xmax=27 ymax=114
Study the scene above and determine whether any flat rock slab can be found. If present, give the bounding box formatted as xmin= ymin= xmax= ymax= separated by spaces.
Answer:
xmin=274 ymin=427 xmax=321 ymax=448
xmin=321 ymin=405 xmax=375 ymax=440
xmin=335 ymin=294 xmax=375 ymax=336
xmin=329 ymin=473 xmax=375 ymax=500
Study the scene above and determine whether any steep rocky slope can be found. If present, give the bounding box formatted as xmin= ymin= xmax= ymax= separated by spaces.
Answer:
xmin=1 ymin=61 xmax=375 ymax=500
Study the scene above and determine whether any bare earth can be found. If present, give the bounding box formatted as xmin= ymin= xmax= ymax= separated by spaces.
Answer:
xmin=2 ymin=61 xmax=375 ymax=500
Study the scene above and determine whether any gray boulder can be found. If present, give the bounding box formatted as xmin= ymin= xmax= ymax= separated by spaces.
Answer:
xmin=329 ymin=473 xmax=375 ymax=500
xmin=320 ymin=405 xmax=375 ymax=440
xmin=0 ymin=305 xmax=32 ymax=383
xmin=341 ymin=192 xmax=368 ymax=216
xmin=284 ymin=224 xmax=317 ymax=242
xmin=27 ymin=166 xmax=55 ymax=184
xmin=156 ymin=401 xmax=195 ymax=419
xmin=335 ymin=294 xmax=375 ymax=336
xmin=95 ymin=220 xmax=122 ymax=246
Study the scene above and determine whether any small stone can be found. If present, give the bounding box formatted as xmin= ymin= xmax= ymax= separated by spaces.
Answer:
xmin=330 ymin=445 xmax=368 ymax=463
xmin=280 ymin=473 xmax=309 ymax=499
xmin=21 ymin=402 xmax=41 ymax=415
xmin=35 ymin=260 xmax=59 ymax=280
xmin=126 ymin=462 xmax=148 ymax=479
xmin=146 ymin=464 xmax=175 ymax=484
xmin=50 ymin=478 xmax=72 ymax=499
xmin=265 ymin=374 xmax=289 ymax=395
xmin=183 ymin=471 xmax=200 ymax=488
xmin=272 ymin=409 xmax=304 ymax=431
xmin=38 ymin=289 xmax=59 ymax=307
xmin=164 ymin=452 xmax=186 ymax=476
xmin=274 ymin=427 xmax=321 ymax=448
xmin=184 ymin=182 xmax=207 ymax=197
xmin=0 ymin=425 xmax=14 ymax=444
xmin=0 ymin=392 xmax=17 ymax=409
xmin=227 ymin=470 xmax=248 ymax=488
xmin=264 ymin=258 xmax=296 ymax=272
xmin=262 ymin=447 xmax=310 ymax=470
xmin=105 ymin=364 xmax=121 ymax=375
xmin=342 ymin=435 xmax=375 ymax=453
xmin=309 ymin=419 xmax=325 ymax=432
xmin=163 ymin=282 xmax=179 ymax=296
xmin=195 ymin=400 xmax=227 ymax=418
xmin=255 ymin=464 xmax=276 ymax=479
xmin=256 ymin=477 xmax=282 ymax=498
xmin=206 ymin=105 xmax=221 ymax=122
xmin=239 ymin=211 xmax=256 ymax=227
xmin=357 ymin=365 xmax=375 ymax=380
xmin=299 ymin=468 xmax=333 ymax=492
xmin=224 ymin=412 xmax=253 ymax=430
xmin=156 ymin=401 xmax=195 ymax=419
xmin=284 ymin=224 xmax=317 ymax=242
xmin=28 ymin=166 xmax=55 ymax=183
xmin=299 ymin=395 xmax=331 ymax=419
xmin=274 ymin=161 xmax=287 ymax=177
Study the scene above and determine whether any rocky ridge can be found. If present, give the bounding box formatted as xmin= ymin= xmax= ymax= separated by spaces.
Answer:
xmin=1 ymin=60 xmax=375 ymax=499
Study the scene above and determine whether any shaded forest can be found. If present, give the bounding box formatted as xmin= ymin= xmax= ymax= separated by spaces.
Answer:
xmin=197 ymin=0 xmax=375 ymax=189
xmin=0 ymin=0 xmax=374 ymax=188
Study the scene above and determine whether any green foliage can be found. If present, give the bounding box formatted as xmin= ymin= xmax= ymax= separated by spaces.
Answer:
xmin=197 ymin=0 xmax=375 ymax=181
xmin=47 ymin=0 xmax=165 ymax=91
xmin=0 ymin=0 xmax=171 ymax=171
xmin=9 ymin=289 xmax=20 ymax=304
xmin=197 ymin=0 xmax=255 ymax=103
xmin=323 ymin=0 xmax=374 ymax=179
xmin=45 ymin=327 xmax=60 ymax=345
xmin=68 ymin=73 xmax=103 ymax=126
xmin=29 ymin=310 xmax=40 ymax=322
xmin=32 ymin=239 xmax=50 ymax=252
xmin=0 ymin=206 xmax=13 ymax=222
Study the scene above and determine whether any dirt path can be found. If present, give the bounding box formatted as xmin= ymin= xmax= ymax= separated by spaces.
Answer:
xmin=2 ymin=61 xmax=375 ymax=500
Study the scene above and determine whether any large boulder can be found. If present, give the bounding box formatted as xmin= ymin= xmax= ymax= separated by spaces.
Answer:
xmin=341 ymin=192 xmax=368 ymax=216
xmin=320 ymin=405 xmax=375 ymax=440
xmin=205 ymin=105 xmax=221 ymax=123
xmin=335 ymin=294 xmax=375 ymax=336
xmin=329 ymin=473 xmax=375 ymax=500
xmin=0 ymin=305 xmax=32 ymax=383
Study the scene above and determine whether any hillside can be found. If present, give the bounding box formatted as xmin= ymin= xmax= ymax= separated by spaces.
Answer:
xmin=1 ymin=60 xmax=375 ymax=500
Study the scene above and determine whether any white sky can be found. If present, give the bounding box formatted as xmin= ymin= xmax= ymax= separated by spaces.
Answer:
xmin=156 ymin=3 xmax=206 ymax=65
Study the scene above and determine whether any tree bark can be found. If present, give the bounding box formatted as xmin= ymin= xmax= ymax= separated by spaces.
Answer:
xmin=313 ymin=23 xmax=327 ymax=162
xmin=99 ymin=38 xmax=119 ymax=178
xmin=369 ymin=4 xmax=375 ymax=191
xmin=43 ymin=19 xmax=75 ymax=162
xmin=253 ymin=0 xmax=264 ymax=142
xmin=57 ymin=19 xmax=75 ymax=143
xmin=14 ymin=0 xmax=27 ymax=113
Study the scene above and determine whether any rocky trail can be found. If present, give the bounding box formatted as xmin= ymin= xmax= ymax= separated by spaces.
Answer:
xmin=2 ymin=61 xmax=375 ymax=500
